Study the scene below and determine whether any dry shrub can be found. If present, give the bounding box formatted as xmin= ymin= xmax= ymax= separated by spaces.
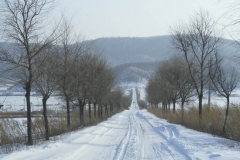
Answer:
xmin=48 ymin=117 xmax=68 ymax=136
xmin=70 ymin=113 xmax=81 ymax=129
xmin=83 ymin=111 xmax=99 ymax=126
xmin=0 ymin=111 xmax=42 ymax=118
xmin=31 ymin=112 xmax=81 ymax=139
xmin=201 ymin=105 xmax=224 ymax=135
xmin=148 ymin=108 xmax=176 ymax=119
xmin=31 ymin=118 xmax=45 ymax=140
xmin=0 ymin=119 xmax=26 ymax=153
xmin=148 ymin=104 xmax=240 ymax=142
xmin=183 ymin=106 xmax=199 ymax=129
xmin=226 ymin=104 xmax=240 ymax=141
xmin=166 ymin=110 xmax=182 ymax=125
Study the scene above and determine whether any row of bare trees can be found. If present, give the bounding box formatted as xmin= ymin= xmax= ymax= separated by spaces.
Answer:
xmin=146 ymin=55 xmax=195 ymax=124
xmin=0 ymin=0 xmax=131 ymax=145
xmin=146 ymin=11 xmax=239 ymax=134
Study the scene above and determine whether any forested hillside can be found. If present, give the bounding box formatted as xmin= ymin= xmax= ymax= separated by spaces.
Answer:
xmin=87 ymin=36 xmax=240 ymax=83
xmin=88 ymin=36 xmax=239 ymax=66
xmin=89 ymin=36 xmax=172 ymax=66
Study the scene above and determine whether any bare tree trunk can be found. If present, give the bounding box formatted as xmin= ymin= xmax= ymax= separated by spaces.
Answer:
xmin=105 ymin=104 xmax=108 ymax=116
xmin=78 ymin=99 xmax=82 ymax=125
xmin=66 ymin=98 xmax=70 ymax=127
xmin=100 ymin=104 xmax=103 ymax=120
xmin=198 ymin=92 xmax=203 ymax=128
xmin=117 ymin=103 xmax=120 ymax=112
xmin=25 ymin=84 xmax=33 ymax=145
xmin=172 ymin=99 xmax=176 ymax=113
xmin=168 ymin=102 xmax=170 ymax=112
xmin=110 ymin=104 xmax=113 ymax=112
xmin=80 ymin=101 xmax=85 ymax=125
xmin=222 ymin=96 xmax=230 ymax=135
xmin=94 ymin=102 xmax=97 ymax=119
xmin=199 ymin=93 xmax=203 ymax=119
xmin=181 ymin=101 xmax=184 ymax=125
xmin=208 ymin=57 xmax=212 ymax=108
xmin=88 ymin=101 xmax=91 ymax=122
xmin=208 ymin=81 xmax=211 ymax=108
xmin=42 ymin=98 xmax=49 ymax=141
xmin=98 ymin=105 xmax=100 ymax=120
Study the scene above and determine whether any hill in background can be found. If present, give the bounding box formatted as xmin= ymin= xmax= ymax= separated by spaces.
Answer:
xmin=87 ymin=36 xmax=240 ymax=83
xmin=89 ymin=36 xmax=173 ymax=66
xmin=0 ymin=36 xmax=240 ymax=85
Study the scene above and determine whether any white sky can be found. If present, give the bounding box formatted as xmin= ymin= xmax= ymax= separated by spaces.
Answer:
xmin=54 ymin=0 xmax=235 ymax=40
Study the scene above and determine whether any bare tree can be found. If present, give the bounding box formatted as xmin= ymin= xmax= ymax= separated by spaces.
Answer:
xmin=0 ymin=0 xmax=57 ymax=145
xmin=55 ymin=19 xmax=86 ymax=127
xmin=151 ymin=56 xmax=194 ymax=112
xmin=70 ymin=56 xmax=86 ymax=125
xmin=155 ymin=57 xmax=180 ymax=112
xmin=92 ymin=67 xmax=115 ymax=119
xmin=171 ymin=11 xmax=221 ymax=119
xmin=210 ymin=60 xmax=239 ymax=134
xmin=33 ymin=46 xmax=59 ymax=140
xmin=167 ymin=55 xmax=195 ymax=108
xmin=109 ymin=87 xmax=124 ymax=112
xmin=146 ymin=78 xmax=161 ymax=108
xmin=175 ymin=57 xmax=196 ymax=124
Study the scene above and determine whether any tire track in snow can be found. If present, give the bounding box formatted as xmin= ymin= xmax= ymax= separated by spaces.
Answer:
xmin=113 ymin=87 xmax=190 ymax=160
xmin=113 ymin=111 xmax=142 ymax=160
xmin=113 ymin=112 xmax=133 ymax=160
xmin=65 ymin=111 xmax=129 ymax=160
xmin=136 ymin=111 xmax=192 ymax=160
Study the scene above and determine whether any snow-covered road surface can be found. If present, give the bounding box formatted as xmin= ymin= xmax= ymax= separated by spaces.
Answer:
xmin=1 ymin=89 xmax=240 ymax=160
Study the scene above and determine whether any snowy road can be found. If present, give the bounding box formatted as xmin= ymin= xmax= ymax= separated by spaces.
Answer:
xmin=1 ymin=89 xmax=240 ymax=160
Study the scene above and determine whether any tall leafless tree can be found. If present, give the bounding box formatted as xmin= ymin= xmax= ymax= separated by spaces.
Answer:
xmin=70 ymin=55 xmax=86 ymax=125
xmin=171 ymin=11 xmax=222 ymax=119
xmin=33 ymin=46 xmax=59 ymax=140
xmin=0 ymin=0 xmax=57 ymax=145
xmin=210 ymin=60 xmax=239 ymax=134
xmin=146 ymin=78 xmax=161 ymax=107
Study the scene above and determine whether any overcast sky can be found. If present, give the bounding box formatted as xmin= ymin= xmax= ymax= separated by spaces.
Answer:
xmin=54 ymin=0 xmax=234 ymax=40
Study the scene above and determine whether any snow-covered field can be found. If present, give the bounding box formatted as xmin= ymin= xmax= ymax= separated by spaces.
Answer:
xmin=1 ymin=89 xmax=239 ymax=160
xmin=1 ymin=79 xmax=240 ymax=113
xmin=136 ymin=79 xmax=240 ymax=108
xmin=0 ymin=96 xmax=64 ymax=112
